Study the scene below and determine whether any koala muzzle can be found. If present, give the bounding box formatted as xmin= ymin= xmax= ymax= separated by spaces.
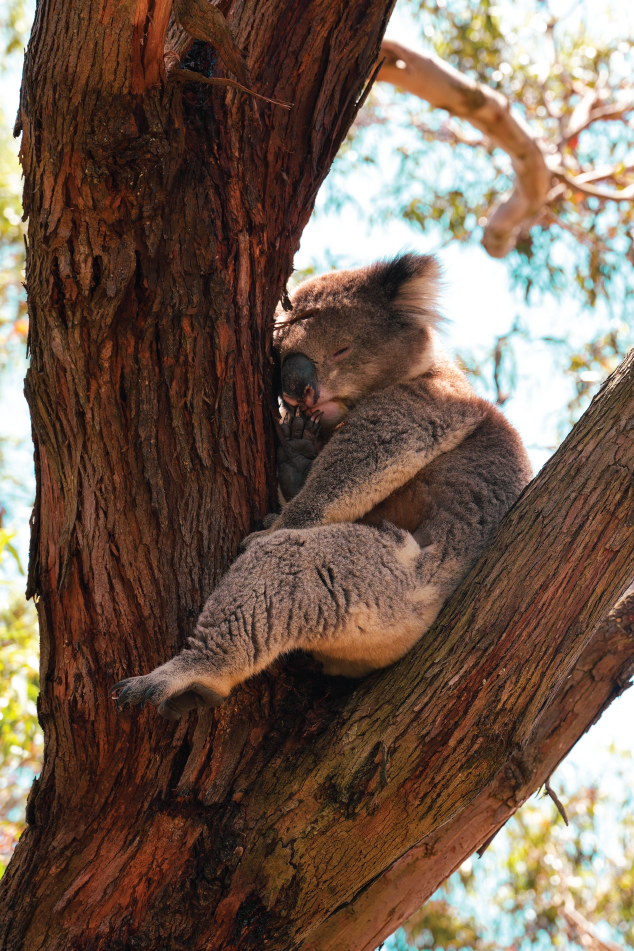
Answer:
xmin=281 ymin=353 xmax=319 ymax=408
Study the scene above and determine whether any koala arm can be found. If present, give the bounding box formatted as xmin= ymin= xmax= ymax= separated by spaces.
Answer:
xmin=274 ymin=383 xmax=486 ymax=530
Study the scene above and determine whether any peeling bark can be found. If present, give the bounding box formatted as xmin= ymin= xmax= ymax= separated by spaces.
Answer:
xmin=1 ymin=1 xmax=634 ymax=950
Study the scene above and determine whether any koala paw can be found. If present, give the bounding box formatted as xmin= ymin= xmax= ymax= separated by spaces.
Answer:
xmin=109 ymin=672 xmax=225 ymax=721
xmin=277 ymin=410 xmax=322 ymax=502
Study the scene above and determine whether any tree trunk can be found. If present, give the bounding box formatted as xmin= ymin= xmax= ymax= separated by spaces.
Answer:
xmin=0 ymin=0 xmax=395 ymax=946
xmin=1 ymin=2 xmax=634 ymax=950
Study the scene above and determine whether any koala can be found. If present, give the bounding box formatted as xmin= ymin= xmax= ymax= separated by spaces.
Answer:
xmin=111 ymin=253 xmax=532 ymax=720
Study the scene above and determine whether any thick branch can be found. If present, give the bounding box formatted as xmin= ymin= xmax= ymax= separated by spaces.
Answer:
xmin=5 ymin=2 xmax=634 ymax=944
xmin=265 ymin=351 xmax=634 ymax=948
xmin=377 ymin=40 xmax=552 ymax=257
xmin=2 ymin=0 xmax=402 ymax=947
xmin=303 ymin=589 xmax=634 ymax=950
xmin=38 ymin=345 xmax=629 ymax=951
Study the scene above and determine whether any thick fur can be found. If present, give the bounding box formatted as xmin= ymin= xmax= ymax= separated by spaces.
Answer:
xmin=112 ymin=254 xmax=532 ymax=719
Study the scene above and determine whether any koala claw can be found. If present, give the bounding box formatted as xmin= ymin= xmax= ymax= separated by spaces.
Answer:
xmin=277 ymin=410 xmax=321 ymax=502
xmin=109 ymin=676 xmax=225 ymax=721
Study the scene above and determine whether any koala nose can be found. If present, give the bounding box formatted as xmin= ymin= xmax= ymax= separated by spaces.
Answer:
xmin=281 ymin=353 xmax=319 ymax=407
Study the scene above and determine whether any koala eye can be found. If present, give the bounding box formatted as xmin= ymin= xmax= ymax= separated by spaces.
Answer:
xmin=331 ymin=346 xmax=350 ymax=361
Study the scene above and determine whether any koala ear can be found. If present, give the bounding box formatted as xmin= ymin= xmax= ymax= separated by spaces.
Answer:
xmin=371 ymin=253 xmax=442 ymax=326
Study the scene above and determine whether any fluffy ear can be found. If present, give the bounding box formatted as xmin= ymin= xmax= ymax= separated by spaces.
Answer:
xmin=371 ymin=253 xmax=442 ymax=326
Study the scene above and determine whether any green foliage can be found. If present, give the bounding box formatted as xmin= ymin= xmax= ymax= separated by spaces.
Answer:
xmin=562 ymin=323 xmax=632 ymax=419
xmin=0 ymin=2 xmax=39 ymax=880
xmin=340 ymin=0 xmax=634 ymax=309
xmin=0 ymin=107 xmax=27 ymax=364
xmin=455 ymin=313 xmax=632 ymax=428
xmin=389 ymin=774 xmax=634 ymax=950
xmin=323 ymin=0 xmax=634 ymax=421
xmin=0 ymin=532 xmax=41 ymax=879
xmin=0 ymin=0 xmax=29 ymax=58
xmin=398 ymin=900 xmax=496 ymax=950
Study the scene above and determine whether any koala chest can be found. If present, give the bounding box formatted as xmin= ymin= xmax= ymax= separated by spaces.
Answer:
xmin=358 ymin=470 xmax=435 ymax=544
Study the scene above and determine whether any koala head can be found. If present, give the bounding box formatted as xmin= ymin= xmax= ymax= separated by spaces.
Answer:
xmin=274 ymin=253 xmax=442 ymax=429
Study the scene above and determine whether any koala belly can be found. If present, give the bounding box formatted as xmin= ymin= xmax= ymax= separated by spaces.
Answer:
xmin=359 ymin=469 xmax=435 ymax=547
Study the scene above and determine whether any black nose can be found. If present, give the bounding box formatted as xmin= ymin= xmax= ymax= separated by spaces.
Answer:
xmin=281 ymin=353 xmax=319 ymax=405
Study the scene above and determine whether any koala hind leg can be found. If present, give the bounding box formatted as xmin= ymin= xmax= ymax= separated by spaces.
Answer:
xmin=113 ymin=522 xmax=451 ymax=719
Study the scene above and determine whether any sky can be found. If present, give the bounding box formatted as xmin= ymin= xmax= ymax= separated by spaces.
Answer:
xmin=0 ymin=0 xmax=633 ymax=801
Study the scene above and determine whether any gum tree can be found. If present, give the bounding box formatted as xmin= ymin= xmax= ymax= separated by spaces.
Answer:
xmin=0 ymin=1 xmax=633 ymax=949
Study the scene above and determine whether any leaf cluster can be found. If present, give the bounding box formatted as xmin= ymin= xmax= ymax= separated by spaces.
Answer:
xmin=0 ymin=533 xmax=41 ymax=879
xmin=0 ymin=92 xmax=36 ymax=876
xmin=0 ymin=0 xmax=29 ymax=59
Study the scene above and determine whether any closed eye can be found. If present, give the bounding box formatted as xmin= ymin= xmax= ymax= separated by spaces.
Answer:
xmin=332 ymin=346 xmax=350 ymax=361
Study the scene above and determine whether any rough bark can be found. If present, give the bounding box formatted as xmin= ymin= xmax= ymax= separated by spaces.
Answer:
xmin=1 ymin=2 xmax=634 ymax=950
xmin=306 ymin=589 xmax=634 ymax=951
xmin=0 ymin=0 xmax=395 ymax=946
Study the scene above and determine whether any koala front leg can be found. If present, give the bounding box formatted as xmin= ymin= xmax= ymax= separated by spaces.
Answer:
xmin=112 ymin=522 xmax=450 ymax=719
xmin=239 ymin=411 xmax=321 ymax=552
xmin=277 ymin=410 xmax=321 ymax=503
xmin=274 ymin=386 xmax=486 ymax=531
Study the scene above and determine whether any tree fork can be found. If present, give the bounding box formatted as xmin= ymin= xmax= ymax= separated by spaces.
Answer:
xmin=1 ymin=1 xmax=634 ymax=950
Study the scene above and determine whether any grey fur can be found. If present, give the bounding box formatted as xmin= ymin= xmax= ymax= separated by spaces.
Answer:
xmin=112 ymin=254 xmax=532 ymax=719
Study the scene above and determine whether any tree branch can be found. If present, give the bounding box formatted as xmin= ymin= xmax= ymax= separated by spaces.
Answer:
xmin=550 ymin=164 xmax=634 ymax=201
xmin=562 ymin=902 xmax=624 ymax=951
xmin=375 ymin=41 xmax=634 ymax=257
xmin=565 ymin=98 xmax=634 ymax=140
xmin=302 ymin=586 xmax=634 ymax=950
xmin=377 ymin=40 xmax=552 ymax=258
xmin=216 ymin=350 xmax=633 ymax=950
xmin=564 ymin=84 xmax=601 ymax=139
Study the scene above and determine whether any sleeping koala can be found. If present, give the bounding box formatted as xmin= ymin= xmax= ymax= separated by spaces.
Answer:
xmin=112 ymin=253 xmax=532 ymax=719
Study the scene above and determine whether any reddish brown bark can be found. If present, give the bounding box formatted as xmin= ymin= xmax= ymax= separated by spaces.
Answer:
xmin=1 ymin=1 xmax=634 ymax=950
xmin=305 ymin=591 xmax=634 ymax=951
xmin=1 ymin=0 xmax=395 ymax=946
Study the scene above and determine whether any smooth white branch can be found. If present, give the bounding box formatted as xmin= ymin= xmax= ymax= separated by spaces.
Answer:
xmin=377 ymin=40 xmax=634 ymax=258
xmin=377 ymin=40 xmax=552 ymax=258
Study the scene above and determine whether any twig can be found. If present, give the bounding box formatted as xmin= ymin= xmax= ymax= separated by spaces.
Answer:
xmin=562 ymin=903 xmax=622 ymax=951
xmin=543 ymin=210 xmax=610 ymax=249
xmin=550 ymin=165 xmax=634 ymax=201
xmin=564 ymin=85 xmax=600 ymax=139
xmin=565 ymin=99 xmax=634 ymax=140
xmin=543 ymin=778 xmax=569 ymax=825
xmin=564 ymin=161 xmax=634 ymax=185
xmin=170 ymin=68 xmax=292 ymax=109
